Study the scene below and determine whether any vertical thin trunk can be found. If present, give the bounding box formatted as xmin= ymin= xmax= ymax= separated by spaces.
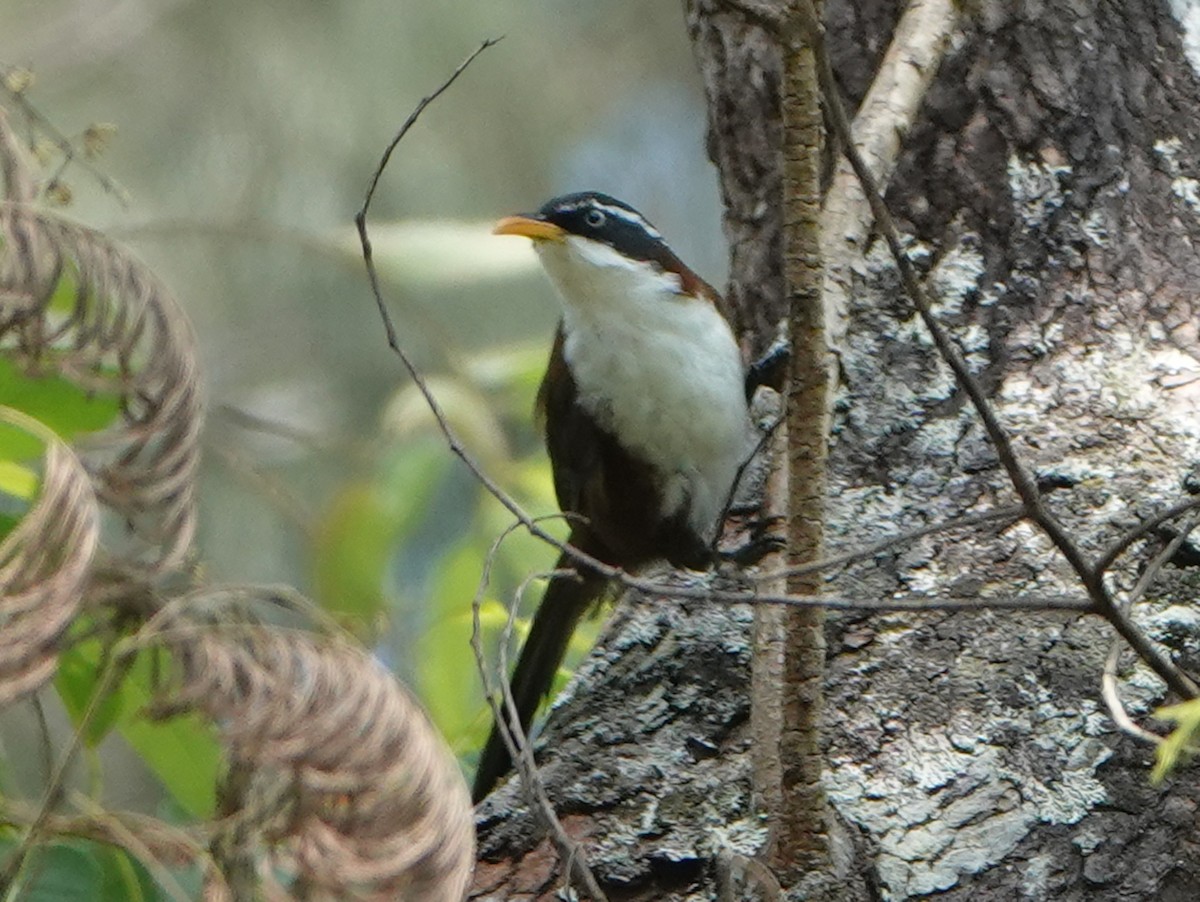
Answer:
xmin=751 ymin=0 xmax=832 ymax=879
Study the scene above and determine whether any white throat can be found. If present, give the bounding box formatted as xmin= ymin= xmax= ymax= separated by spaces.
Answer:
xmin=535 ymin=236 xmax=753 ymax=540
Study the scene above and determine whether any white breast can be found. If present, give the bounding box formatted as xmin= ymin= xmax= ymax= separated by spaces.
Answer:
xmin=535 ymin=236 xmax=753 ymax=540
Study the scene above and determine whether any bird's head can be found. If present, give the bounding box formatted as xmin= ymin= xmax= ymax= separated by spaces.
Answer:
xmin=493 ymin=192 xmax=715 ymax=313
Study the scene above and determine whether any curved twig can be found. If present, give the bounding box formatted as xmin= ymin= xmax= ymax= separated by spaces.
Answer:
xmin=1095 ymin=495 xmax=1200 ymax=574
xmin=469 ymin=539 xmax=609 ymax=902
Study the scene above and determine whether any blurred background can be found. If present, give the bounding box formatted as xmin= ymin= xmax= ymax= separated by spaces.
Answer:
xmin=1 ymin=0 xmax=725 ymax=790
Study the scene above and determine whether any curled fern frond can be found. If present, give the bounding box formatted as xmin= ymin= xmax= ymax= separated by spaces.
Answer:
xmin=0 ymin=201 xmax=204 ymax=571
xmin=161 ymin=621 xmax=475 ymax=901
xmin=0 ymin=410 xmax=98 ymax=706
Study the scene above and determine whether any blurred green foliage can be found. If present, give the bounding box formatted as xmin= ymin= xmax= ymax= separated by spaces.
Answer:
xmin=311 ymin=342 xmax=598 ymax=761
xmin=55 ymin=635 xmax=221 ymax=819
xmin=1152 ymin=698 xmax=1200 ymax=783
xmin=0 ymin=838 xmax=161 ymax=902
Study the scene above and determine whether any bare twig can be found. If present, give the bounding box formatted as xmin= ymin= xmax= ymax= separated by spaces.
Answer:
xmin=469 ymin=526 xmax=609 ymax=901
xmin=205 ymin=442 xmax=314 ymax=536
xmin=0 ymin=799 xmax=226 ymax=902
xmin=712 ymin=414 xmax=781 ymax=556
xmin=759 ymin=504 xmax=1026 ymax=583
xmin=354 ymin=37 xmax=625 ymax=589
xmin=818 ymin=0 xmax=959 ymax=360
xmin=1099 ymin=513 xmax=1200 ymax=744
xmin=1121 ymin=513 xmax=1200 ymax=615
xmin=215 ymin=404 xmax=363 ymax=459
xmin=68 ymin=793 xmax=194 ymax=902
xmin=0 ymin=65 xmax=131 ymax=205
xmin=1102 ymin=641 xmax=1164 ymax=747
xmin=636 ymin=584 xmax=1092 ymax=613
xmin=0 ymin=107 xmax=35 ymax=202
xmin=1 ymin=634 xmax=130 ymax=890
xmin=1095 ymin=495 xmax=1200 ymax=574
xmin=716 ymin=847 xmax=785 ymax=902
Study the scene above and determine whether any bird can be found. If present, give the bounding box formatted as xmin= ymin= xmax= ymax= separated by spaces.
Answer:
xmin=472 ymin=191 xmax=762 ymax=802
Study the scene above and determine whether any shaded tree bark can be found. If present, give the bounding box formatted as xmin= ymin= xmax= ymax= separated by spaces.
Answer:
xmin=473 ymin=1 xmax=1200 ymax=898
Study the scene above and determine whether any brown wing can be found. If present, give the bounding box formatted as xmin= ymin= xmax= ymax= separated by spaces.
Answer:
xmin=535 ymin=325 xmax=711 ymax=570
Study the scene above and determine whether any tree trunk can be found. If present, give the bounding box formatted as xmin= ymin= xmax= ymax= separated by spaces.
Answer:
xmin=472 ymin=1 xmax=1200 ymax=899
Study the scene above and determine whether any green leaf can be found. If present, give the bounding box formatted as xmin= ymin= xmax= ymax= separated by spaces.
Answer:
xmin=0 ymin=455 xmax=38 ymax=543
xmin=0 ymin=357 xmax=123 ymax=444
xmin=0 ymin=418 xmax=44 ymax=551
xmin=0 ymin=838 xmax=162 ymax=902
xmin=46 ymin=260 xmax=82 ymax=316
xmin=0 ymin=458 xmax=39 ymax=499
xmin=417 ymin=540 xmax=497 ymax=751
xmin=1152 ymin=698 xmax=1200 ymax=783
xmin=55 ymin=636 xmax=220 ymax=818
xmin=96 ymin=844 xmax=160 ymax=902
xmin=55 ymin=637 xmax=127 ymax=745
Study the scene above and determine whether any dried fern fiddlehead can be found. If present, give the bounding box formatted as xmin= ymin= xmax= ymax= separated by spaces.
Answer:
xmin=0 ymin=410 xmax=98 ymax=706
xmin=159 ymin=622 xmax=475 ymax=901
xmin=0 ymin=202 xmax=204 ymax=571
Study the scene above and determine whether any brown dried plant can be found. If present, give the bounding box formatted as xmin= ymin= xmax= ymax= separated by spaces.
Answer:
xmin=0 ymin=113 xmax=203 ymax=573
xmin=157 ymin=619 xmax=475 ymax=901
xmin=0 ymin=410 xmax=98 ymax=705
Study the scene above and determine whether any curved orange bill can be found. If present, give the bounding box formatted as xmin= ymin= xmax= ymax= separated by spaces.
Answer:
xmin=492 ymin=215 xmax=566 ymax=241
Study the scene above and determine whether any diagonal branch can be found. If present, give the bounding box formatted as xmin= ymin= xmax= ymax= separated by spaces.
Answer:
xmin=819 ymin=0 xmax=959 ymax=361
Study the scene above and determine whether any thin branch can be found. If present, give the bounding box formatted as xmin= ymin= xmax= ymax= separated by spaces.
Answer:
xmin=794 ymin=0 xmax=1197 ymax=700
xmin=1121 ymin=513 xmax=1200 ymax=615
xmin=0 ymin=65 xmax=130 ymax=205
xmin=355 ymin=37 xmax=502 ymax=235
xmin=1095 ymin=495 xmax=1200 ymax=574
xmin=819 ymin=0 xmax=960 ymax=367
xmin=717 ymin=848 xmax=785 ymax=902
xmin=469 ymin=527 xmax=609 ymax=901
xmin=68 ymin=793 xmax=193 ymax=902
xmin=634 ymin=583 xmax=1093 ymax=613
xmin=1101 ymin=641 xmax=1163 ymax=746
xmin=353 ymin=36 xmax=622 ymax=586
xmin=215 ymin=404 xmax=364 ymax=459
xmin=205 ymin=442 xmax=315 ymax=536
xmin=0 ymin=636 xmax=131 ymax=890
xmin=757 ymin=504 xmax=1026 ymax=583
xmin=712 ymin=414 xmax=781 ymax=556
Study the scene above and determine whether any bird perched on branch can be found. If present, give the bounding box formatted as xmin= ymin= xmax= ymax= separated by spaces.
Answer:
xmin=473 ymin=191 xmax=770 ymax=802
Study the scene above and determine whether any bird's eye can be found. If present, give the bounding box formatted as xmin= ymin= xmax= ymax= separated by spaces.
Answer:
xmin=585 ymin=209 xmax=606 ymax=228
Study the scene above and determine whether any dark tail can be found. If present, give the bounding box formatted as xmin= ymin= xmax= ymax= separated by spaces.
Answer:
xmin=472 ymin=543 xmax=607 ymax=802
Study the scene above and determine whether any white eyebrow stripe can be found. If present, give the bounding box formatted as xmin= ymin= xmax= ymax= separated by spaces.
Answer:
xmin=558 ymin=199 xmax=663 ymax=239
xmin=596 ymin=203 xmax=662 ymax=238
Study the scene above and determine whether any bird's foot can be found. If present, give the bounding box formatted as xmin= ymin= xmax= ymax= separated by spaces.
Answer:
xmin=719 ymin=515 xmax=786 ymax=567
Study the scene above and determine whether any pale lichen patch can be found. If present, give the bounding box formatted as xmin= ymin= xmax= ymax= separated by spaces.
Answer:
xmin=1008 ymin=154 xmax=1072 ymax=229
xmin=1154 ymin=135 xmax=1200 ymax=216
xmin=1168 ymin=1 xmax=1200 ymax=75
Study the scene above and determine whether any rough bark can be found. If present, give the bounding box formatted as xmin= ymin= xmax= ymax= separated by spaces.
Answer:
xmin=752 ymin=0 xmax=833 ymax=879
xmin=473 ymin=1 xmax=1200 ymax=899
